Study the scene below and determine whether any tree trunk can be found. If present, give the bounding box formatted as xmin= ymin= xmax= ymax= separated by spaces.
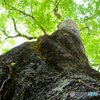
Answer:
xmin=0 ymin=29 xmax=100 ymax=100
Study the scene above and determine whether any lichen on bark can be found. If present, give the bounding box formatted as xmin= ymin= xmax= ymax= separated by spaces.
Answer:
xmin=0 ymin=29 xmax=100 ymax=100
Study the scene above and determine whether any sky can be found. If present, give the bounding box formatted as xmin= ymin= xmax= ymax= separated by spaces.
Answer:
xmin=74 ymin=0 xmax=83 ymax=4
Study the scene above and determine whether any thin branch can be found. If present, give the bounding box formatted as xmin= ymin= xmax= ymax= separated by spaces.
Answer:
xmin=84 ymin=19 xmax=90 ymax=34
xmin=40 ymin=26 xmax=47 ymax=35
xmin=31 ymin=0 xmax=33 ymax=16
xmin=12 ymin=18 xmax=35 ymax=40
xmin=89 ymin=33 xmax=100 ymax=36
xmin=0 ymin=78 xmax=9 ymax=92
xmin=1 ymin=29 xmax=9 ymax=37
xmin=11 ymin=6 xmax=35 ymax=20
xmin=85 ymin=11 xmax=100 ymax=21
xmin=0 ymin=50 xmax=24 ymax=92
xmin=79 ymin=80 xmax=100 ymax=91
xmin=54 ymin=0 xmax=61 ymax=19
xmin=11 ymin=6 xmax=47 ymax=35
xmin=91 ymin=64 xmax=100 ymax=66
xmin=3 ymin=0 xmax=47 ymax=35
xmin=0 ymin=62 xmax=12 ymax=92
xmin=81 ymin=11 xmax=100 ymax=34
xmin=1 ymin=24 xmax=35 ymax=41
xmin=6 ymin=49 xmax=25 ymax=63
xmin=80 ymin=26 xmax=89 ymax=31
xmin=1 ymin=26 xmax=19 ymax=41
xmin=12 ymin=18 xmax=21 ymax=36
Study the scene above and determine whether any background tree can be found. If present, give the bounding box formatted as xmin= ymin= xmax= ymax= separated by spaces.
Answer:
xmin=0 ymin=0 xmax=100 ymax=70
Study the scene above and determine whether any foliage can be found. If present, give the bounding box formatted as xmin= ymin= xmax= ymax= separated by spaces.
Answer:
xmin=0 ymin=0 xmax=100 ymax=70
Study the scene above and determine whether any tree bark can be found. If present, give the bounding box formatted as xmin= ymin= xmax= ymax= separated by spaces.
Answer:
xmin=0 ymin=29 xmax=100 ymax=100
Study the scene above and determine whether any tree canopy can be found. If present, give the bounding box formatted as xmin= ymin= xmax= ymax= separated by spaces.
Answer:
xmin=0 ymin=0 xmax=100 ymax=71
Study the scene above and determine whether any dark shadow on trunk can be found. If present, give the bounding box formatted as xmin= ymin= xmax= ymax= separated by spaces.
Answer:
xmin=0 ymin=29 xmax=100 ymax=100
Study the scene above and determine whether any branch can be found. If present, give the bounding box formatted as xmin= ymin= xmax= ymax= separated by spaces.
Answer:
xmin=79 ymin=80 xmax=100 ymax=91
xmin=11 ymin=6 xmax=47 ymax=35
xmin=80 ymin=11 xmax=100 ymax=33
xmin=84 ymin=19 xmax=90 ymax=34
xmin=12 ymin=18 xmax=21 ymax=36
xmin=80 ymin=26 xmax=89 ymax=31
xmin=3 ymin=0 xmax=47 ymax=35
xmin=91 ymin=64 xmax=100 ymax=66
xmin=0 ymin=50 xmax=24 ymax=92
xmin=12 ymin=18 xmax=35 ymax=40
xmin=31 ymin=0 xmax=33 ymax=16
xmin=6 ymin=49 xmax=25 ymax=63
xmin=0 ymin=62 xmax=12 ymax=92
xmin=1 ymin=22 xmax=35 ymax=42
xmin=54 ymin=0 xmax=61 ymax=19
xmin=85 ymin=11 xmax=100 ymax=21
xmin=1 ymin=26 xmax=19 ymax=42
xmin=11 ymin=6 xmax=36 ymax=20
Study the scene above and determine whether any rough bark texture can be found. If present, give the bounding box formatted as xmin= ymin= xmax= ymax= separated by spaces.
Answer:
xmin=0 ymin=29 xmax=100 ymax=100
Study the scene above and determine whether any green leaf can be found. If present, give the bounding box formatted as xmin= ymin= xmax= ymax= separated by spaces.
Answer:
xmin=11 ymin=62 xmax=16 ymax=66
